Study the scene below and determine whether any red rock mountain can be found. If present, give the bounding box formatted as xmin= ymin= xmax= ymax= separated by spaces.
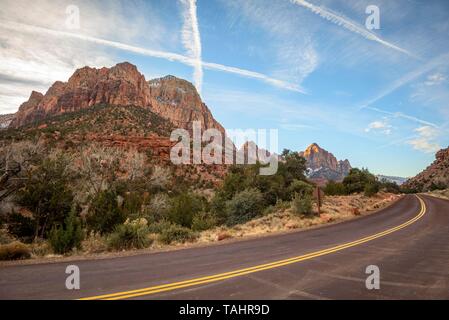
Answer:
xmin=10 ymin=62 xmax=223 ymax=133
xmin=299 ymin=143 xmax=352 ymax=183
xmin=402 ymin=146 xmax=449 ymax=192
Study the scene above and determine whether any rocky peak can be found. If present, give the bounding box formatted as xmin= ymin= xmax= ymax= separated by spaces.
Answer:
xmin=299 ymin=143 xmax=352 ymax=183
xmin=9 ymin=62 xmax=223 ymax=133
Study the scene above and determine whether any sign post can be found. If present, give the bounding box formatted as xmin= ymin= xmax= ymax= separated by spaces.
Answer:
xmin=313 ymin=186 xmax=324 ymax=215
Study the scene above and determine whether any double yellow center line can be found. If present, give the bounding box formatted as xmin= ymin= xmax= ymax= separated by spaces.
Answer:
xmin=80 ymin=195 xmax=427 ymax=300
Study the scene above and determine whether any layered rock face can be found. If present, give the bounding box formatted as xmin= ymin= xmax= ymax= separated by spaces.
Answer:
xmin=10 ymin=62 xmax=223 ymax=133
xmin=402 ymin=146 xmax=449 ymax=191
xmin=148 ymin=76 xmax=224 ymax=133
xmin=299 ymin=143 xmax=352 ymax=183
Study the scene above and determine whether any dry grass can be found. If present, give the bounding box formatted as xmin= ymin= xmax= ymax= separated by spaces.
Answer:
xmin=425 ymin=189 xmax=449 ymax=200
xmin=0 ymin=241 xmax=31 ymax=260
xmin=197 ymin=192 xmax=400 ymax=244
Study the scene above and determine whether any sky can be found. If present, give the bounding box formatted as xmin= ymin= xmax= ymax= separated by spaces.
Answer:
xmin=0 ymin=0 xmax=449 ymax=177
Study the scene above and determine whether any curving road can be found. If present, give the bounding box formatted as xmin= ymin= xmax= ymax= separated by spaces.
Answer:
xmin=1 ymin=194 xmax=449 ymax=300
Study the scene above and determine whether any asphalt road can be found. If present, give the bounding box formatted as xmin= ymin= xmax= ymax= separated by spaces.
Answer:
xmin=1 ymin=194 xmax=448 ymax=300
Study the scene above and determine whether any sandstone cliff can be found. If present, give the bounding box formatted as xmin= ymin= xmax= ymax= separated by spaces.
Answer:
xmin=10 ymin=62 xmax=223 ymax=133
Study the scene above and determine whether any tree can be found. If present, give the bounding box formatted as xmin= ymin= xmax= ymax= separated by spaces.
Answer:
xmin=343 ymin=168 xmax=377 ymax=194
xmin=16 ymin=155 xmax=74 ymax=239
xmin=49 ymin=206 xmax=84 ymax=254
xmin=86 ymin=190 xmax=126 ymax=235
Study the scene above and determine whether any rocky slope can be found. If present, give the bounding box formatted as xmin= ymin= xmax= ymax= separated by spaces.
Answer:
xmin=0 ymin=114 xmax=14 ymax=129
xmin=10 ymin=62 xmax=223 ymax=133
xmin=402 ymin=146 xmax=449 ymax=192
xmin=299 ymin=143 xmax=351 ymax=183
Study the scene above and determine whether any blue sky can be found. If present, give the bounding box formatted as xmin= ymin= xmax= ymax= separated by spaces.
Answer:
xmin=1 ymin=0 xmax=449 ymax=177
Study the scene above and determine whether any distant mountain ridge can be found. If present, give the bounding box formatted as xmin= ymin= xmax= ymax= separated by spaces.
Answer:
xmin=376 ymin=175 xmax=408 ymax=186
xmin=299 ymin=143 xmax=352 ymax=184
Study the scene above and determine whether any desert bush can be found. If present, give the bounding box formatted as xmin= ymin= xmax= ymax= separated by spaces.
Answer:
xmin=168 ymin=192 xmax=205 ymax=228
xmin=159 ymin=224 xmax=198 ymax=244
xmin=291 ymin=193 xmax=313 ymax=216
xmin=0 ymin=228 xmax=15 ymax=245
xmin=0 ymin=241 xmax=31 ymax=260
xmin=107 ymin=222 xmax=152 ymax=251
xmin=324 ymin=180 xmax=348 ymax=196
xmin=364 ymin=181 xmax=380 ymax=197
xmin=144 ymin=193 xmax=170 ymax=223
xmin=191 ymin=212 xmax=217 ymax=231
xmin=86 ymin=190 xmax=126 ymax=235
xmin=6 ymin=212 xmax=35 ymax=243
xmin=149 ymin=166 xmax=172 ymax=191
xmin=225 ymin=188 xmax=264 ymax=226
xmin=288 ymin=180 xmax=314 ymax=198
xmin=49 ymin=207 xmax=84 ymax=254
xmin=147 ymin=220 xmax=173 ymax=234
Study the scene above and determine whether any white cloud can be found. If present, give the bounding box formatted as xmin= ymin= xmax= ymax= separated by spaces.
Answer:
xmin=425 ymin=73 xmax=446 ymax=86
xmin=365 ymin=120 xmax=392 ymax=135
xmin=290 ymin=0 xmax=414 ymax=58
xmin=181 ymin=0 xmax=203 ymax=94
xmin=0 ymin=20 xmax=305 ymax=114
xmin=407 ymin=126 xmax=441 ymax=153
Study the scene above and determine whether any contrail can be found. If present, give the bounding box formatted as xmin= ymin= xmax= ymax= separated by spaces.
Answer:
xmin=290 ymin=0 xmax=415 ymax=58
xmin=360 ymin=52 xmax=449 ymax=110
xmin=181 ymin=0 xmax=203 ymax=94
xmin=0 ymin=21 xmax=305 ymax=94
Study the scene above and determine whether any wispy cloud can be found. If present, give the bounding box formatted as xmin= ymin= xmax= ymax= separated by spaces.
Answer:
xmin=0 ymin=21 xmax=305 ymax=95
xmin=361 ymin=52 xmax=449 ymax=109
xmin=181 ymin=0 xmax=203 ymax=94
xmin=364 ymin=106 xmax=438 ymax=128
xmin=407 ymin=126 xmax=442 ymax=153
xmin=365 ymin=120 xmax=392 ymax=135
xmin=290 ymin=0 xmax=414 ymax=58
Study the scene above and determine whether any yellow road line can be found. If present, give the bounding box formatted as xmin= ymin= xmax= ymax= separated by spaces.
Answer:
xmin=80 ymin=195 xmax=427 ymax=300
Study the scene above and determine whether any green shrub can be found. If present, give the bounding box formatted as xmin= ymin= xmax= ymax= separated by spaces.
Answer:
xmin=6 ymin=212 xmax=35 ymax=243
xmin=191 ymin=212 xmax=217 ymax=231
xmin=159 ymin=225 xmax=198 ymax=244
xmin=288 ymin=180 xmax=314 ymax=199
xmin=364 ymin=181 xmax=380 ymax=197
xmin=324 ymin=181 xmax=347 ymax=196
xmin=225 ymin=188 xmax=264 ymax=226
xmin=168 ymin=192 xmax=204 ymax=228
xmin=49 ymin=207 xmax=84 ymax=254
xmin=0 ymin=241 xmax=31 ymax=260
xmin=86 ymin=190 xmax=126 ymax=235
xmin=147 ymin=220 xmax=173 ymax=234
xmin=107 ymin=222 xmax=152 ymax=251
xmin=291 ymin=193 xmax=313 ymax=216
